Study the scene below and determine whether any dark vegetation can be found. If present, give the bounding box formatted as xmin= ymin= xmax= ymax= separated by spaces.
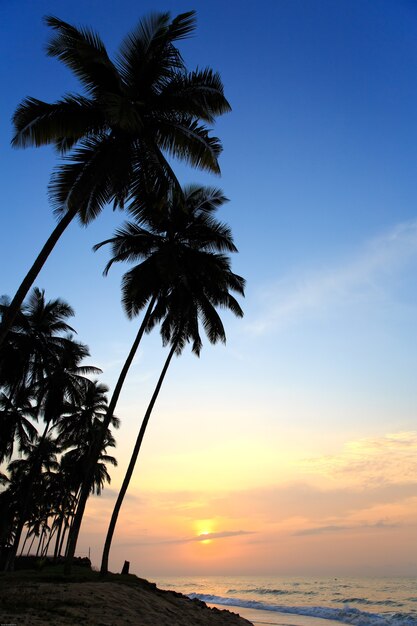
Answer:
xmin=0 ymin=10 xmax=245 ymax=578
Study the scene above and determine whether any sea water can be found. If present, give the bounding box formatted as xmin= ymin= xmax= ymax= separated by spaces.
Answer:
xmin=155 ymin=575 xmax=417 ymax=626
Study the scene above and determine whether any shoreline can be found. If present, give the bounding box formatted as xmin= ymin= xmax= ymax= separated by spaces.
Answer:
xmin=210 ymin=604 xmax=346 ymax=626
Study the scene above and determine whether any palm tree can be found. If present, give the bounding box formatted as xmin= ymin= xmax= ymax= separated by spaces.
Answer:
xmin=56 ymin=381 xmax=115 ymax=446
xmin=45 ymin=383 xmax=118 ymax=562
xmin=1 ymin=10 xmax=230 ymax=347
xmin=91 ymin=184 xmax=245 ymax=573
xmin=63 ymin=184 xmax=243 ymax=572
xmin=3 ymin=434 xmax=60 ymax=564
xmin=0 ymin=288 xmax=76 ymax=399
xmin=0 ymin=289 xmax=103 ymax=571
xmin=0 ymin=287 xmax=98 ymax=468
xmin=35 ymin=338 xmax=101 ymax=439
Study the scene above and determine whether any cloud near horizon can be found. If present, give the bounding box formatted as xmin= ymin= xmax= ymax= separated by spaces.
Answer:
xmin=293 ymin=520 xmax=400 ymax=536
xmin=247 ymin=219 xmax=417 ymax=335
xmin=117 ymin=530 xmax=256 ymax=547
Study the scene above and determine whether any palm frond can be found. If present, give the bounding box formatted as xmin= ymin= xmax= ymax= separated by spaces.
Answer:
xmin=157 ymin=69 xmax=231 ymax=123
xmin=183 ymin=184 xmax=228 ymax=212
xmin=155 ymin=117 xmax=222 ymax=173
xmin=49 ymin=133 xmax=133 ymax=223
xmin=45 ymin=15 xmax=121 ymax=96
xmin=121 ymin=261 xmax=161 ymax=319
xmin=116 ymin=12 xmax=195 ymax=88
xmin=197 ymin=298 xmax=226 ymax=345
xmin=12 ymin=95 xmax=104 ymax=153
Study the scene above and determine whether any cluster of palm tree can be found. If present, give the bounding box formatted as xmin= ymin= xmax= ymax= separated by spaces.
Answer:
xmin=0 ymin=288 xmax=118 ymax=570
xmin=1 ymin=11 xmax=245 ymax=575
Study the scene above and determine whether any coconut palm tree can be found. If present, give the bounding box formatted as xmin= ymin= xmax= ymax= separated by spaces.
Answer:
xmin=34 ymin=338 xmax=101 ymax=439
xmin=0 ymin=290 xmax=104 ymax=571
xmin=56 ymin=381 xmax=115 ymax=446
xmin=1 ymin=10 xmax=230 ymax=347
xmin=0 ymin=287 xmax=99 ymax=468
xmin=63 ymin=184 xmax=243 ymax=571
xmin=93 ymin=184 xmax=245 ymax=573
xmin=0 ymin=288 xmax=76 ymax=399
xmin=3 ymin=434 xmax=59 ymax=563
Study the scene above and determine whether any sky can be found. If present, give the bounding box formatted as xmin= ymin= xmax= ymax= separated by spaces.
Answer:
xmin=1 ymin=0 xmax=417 ymax=578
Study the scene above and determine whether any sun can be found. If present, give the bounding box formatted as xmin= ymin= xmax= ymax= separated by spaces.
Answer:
xmin=194 ymin=520 xmax=214 ymax=545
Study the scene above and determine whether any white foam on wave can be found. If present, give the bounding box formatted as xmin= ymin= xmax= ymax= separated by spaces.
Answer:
xmin=188 ymin=593 xmax=417 ymax=626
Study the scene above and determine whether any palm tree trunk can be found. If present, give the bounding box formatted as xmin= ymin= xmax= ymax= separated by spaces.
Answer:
xmin=6 ymin=504 xmax=28 ymax=571
xmin=35 ymin=529 xmax=45 ymax=558
xmin=0 ymin=207 xmax=76 ymax=349
xmin=19 ymin=527 xmax=31 ymax=557
xmin=100 ymin=339 xmax=177 ymax=575
xmin=62 ymin=488 xmax=80 ymax=558
xmin=59 ymin=522 xmax=68 ymax=558
xmin=27 ymin=532 xmax=37 ymax=556
xmin=64 ymin=297 xmax=156 ymax=575
xmin=42 ymin=525 xmax=56 ymax=558
xmin=53 ymin=515 xmax=63 ymax=560
xmin=60 ymin=515 xmax=73 ymax=558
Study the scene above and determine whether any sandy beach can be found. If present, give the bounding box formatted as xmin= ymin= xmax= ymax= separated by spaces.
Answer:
xmin=0 ymin=577 xmax=254 ymax=626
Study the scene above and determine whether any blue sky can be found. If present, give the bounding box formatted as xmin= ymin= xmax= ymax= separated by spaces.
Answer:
xmin=2 ymin=0 xmax=417 ymax=575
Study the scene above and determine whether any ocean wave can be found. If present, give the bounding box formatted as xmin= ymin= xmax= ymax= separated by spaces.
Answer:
xmin=339 ymin=598 xmax=402 ymax=607
xmin=189 ymin=593 xmax=417 ymax=626
xmin=227 ymin=587 xmax=318 ymax=596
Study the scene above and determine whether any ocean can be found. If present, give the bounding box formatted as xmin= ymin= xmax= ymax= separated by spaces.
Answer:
xmin=154 ymin=575 xmax=417 ymax=626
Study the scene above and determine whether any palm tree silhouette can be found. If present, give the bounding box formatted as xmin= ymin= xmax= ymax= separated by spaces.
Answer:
xmin=90 ymin=184 xmax=245 ymax=573
xmin=0 ymin=289 xmax=104 ymax=570
xmin=55 ymin=382 xmax=118 ymax=558
xmin=0 ymin=288 xmax=76 ymax=400
xmin=1 ymin=11 xmax=230 ymax=347
xmin=63 ymin=184 xmax=242 ymax=570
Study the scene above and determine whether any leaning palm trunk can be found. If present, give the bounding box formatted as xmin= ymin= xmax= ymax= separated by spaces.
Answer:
xmin=64 ymin=298 xmax=156 ymax=575
xmin=26 ymin=531 xmax=37 ymax=556
xmin=0 ymin=208 xmax=76 ymax=349
xmin=19 ymin=529 xmax=30 ymax=557
xmin=100 ymin=339 xmax=177 ymax=575
xmin=42 ymin=525 xmax=57 ymax=558
xmin=53 ymin=514 xmax=64 ymax=560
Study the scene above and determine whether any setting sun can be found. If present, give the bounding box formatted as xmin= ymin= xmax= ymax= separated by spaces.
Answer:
xmin=194 ymin=520 xmax=215 ymax=544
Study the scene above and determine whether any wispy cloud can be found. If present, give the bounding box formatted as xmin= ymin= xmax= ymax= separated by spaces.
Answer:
xmin=294 ymin=520 xmax=400 ymax=536
xmin=303 ymin=431 xmax=417 ymax=486
xmin=118 ymin=530 xmax=255 ymax=547
xmin=247 ymin=219 xmax=417 ymax=335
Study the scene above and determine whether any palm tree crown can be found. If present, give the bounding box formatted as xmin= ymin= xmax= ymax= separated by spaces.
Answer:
xmin=0 ymin=11 xmax=230 ymax=350
xmin=96 ymin=184 xmax=245 ymax=340
xmin=12 ymin=12 xmax=230 ymax=222
xmin=98 ymin=183 xmax=245 ymax=573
